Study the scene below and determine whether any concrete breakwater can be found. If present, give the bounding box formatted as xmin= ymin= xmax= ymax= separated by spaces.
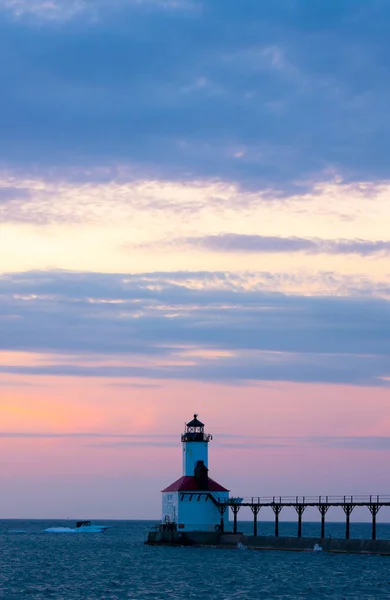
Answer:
xmin=145 ymin=530 xmax=390 ymax=555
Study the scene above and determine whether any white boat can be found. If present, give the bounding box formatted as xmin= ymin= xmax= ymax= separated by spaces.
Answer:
xmin=74 ymin=520 xmax=109 ymax=533
xmin=44 ymin=520 xmax=109 ymax=533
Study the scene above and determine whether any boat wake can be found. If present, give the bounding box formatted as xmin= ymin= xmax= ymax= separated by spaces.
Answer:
xmin=44 ymin=523 xmax=109 ymax=534
xmin=44 ymin=527 xmax=76 ymax=533
xmin=8 ymin=529 xmax=27 ymax=534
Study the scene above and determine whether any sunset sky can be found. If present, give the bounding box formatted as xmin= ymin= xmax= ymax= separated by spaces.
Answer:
xmin=1 ymin=0 xmax=390 ymax=521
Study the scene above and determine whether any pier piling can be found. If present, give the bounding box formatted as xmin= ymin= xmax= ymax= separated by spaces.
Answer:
xmin=368 ymin=503 xmax=381 ymax=540
xmin=271 ymin=504 xmax=283 ymax=537
xmin=342 ymin=503 xmax=355 ymax=539
xmin=250 ymin=505 xmax=261 ymax=536
xmin=318 ymin=504 xmax=329 ymax=538
xmin=294 ymin=503 xmax=306 ymax=538
xmin=218 ymin=504 xmax=227 ymax=533
xmin=231 ymin=505 xmax=240 ymax=534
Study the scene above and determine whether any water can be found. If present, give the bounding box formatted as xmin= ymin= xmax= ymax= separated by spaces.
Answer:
xmin=1 ymin=520 xmax=390 ymax=599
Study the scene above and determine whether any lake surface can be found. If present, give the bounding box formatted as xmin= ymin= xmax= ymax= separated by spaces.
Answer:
xmin=1 ymin=520 xmax=390 ymax=599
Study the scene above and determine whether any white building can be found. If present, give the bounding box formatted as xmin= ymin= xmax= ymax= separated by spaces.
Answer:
xmin=161 ymin=414 xmax=230 ymax=532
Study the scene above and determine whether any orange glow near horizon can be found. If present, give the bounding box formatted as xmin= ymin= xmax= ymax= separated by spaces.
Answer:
xmin=1 ymin=367 xmax=390 ymax=517
xmin=1 ymin=364 xmax=390 ymax=435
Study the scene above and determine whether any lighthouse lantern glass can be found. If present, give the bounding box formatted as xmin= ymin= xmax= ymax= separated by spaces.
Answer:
xmin=181 ymin=414 xmax=212 ymax=443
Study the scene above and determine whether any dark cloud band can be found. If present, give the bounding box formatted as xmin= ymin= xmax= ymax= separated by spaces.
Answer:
xmin=0 ymin=269 xmax=389 ymax=386
xmin=179 ymin=234 xmax=390 ymax=256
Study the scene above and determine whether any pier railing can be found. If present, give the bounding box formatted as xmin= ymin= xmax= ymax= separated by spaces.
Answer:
xmin=215 ymin=495 xmax=390 ymax=506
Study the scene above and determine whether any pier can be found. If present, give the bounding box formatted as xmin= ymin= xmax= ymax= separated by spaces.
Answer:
xmin=210 ymin=494 xmax=388 ymax=540
xmin=149 ymin=416 xmax=390 ymax=554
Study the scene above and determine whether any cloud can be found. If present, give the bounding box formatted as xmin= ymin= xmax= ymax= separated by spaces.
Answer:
xmin=102 ymin=382 xmax=162 ymax=388
xmin=309 ymin=436 xmax=390 ymax=451
xmin=0 ymin=378 xmax=39 ymax=387
xmin=1 ymin=1 xmax=390 ymax=191
xmin=0 ymin=431 xmax=176 ymax=439
xmin=0 ymin=0 xmax=194 ymax=21
xmin=217 ymin=436 xmax=390 ymax=452
xmin=0 ymin=430 xmax=389 ymax=452
xmin=0 ymin=172 xmax=265 ymax=224
xmin=87 ymin=440 xmax=177 ymax=448
xmin=0 ymin=186 xmax=30 ymax=204
xmin=0 ymin=269 xmax=389 ymax=386
xmin=164 ymin=234 xmax=390 ymax=256
xmin=0 ymin=0 xmax=86 ymax=20
xmin=2 ymin=266 xmax=390 ymax=300
xmin=1 ymin=353 xmax=388 ymax=387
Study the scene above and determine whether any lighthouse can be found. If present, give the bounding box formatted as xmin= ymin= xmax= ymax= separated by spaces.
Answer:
xmin=161 ymin=414 xmax=229 ymax=532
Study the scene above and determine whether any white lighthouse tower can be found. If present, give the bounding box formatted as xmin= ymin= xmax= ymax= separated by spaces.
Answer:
xmin=161 ymin=414 xmax=229 ymax=532
xmin=182 ymin=413 xmax=210 ymax=475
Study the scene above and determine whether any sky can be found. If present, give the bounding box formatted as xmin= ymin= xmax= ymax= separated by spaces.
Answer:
xmin=1 ymin=0 xmax=390 ymax=521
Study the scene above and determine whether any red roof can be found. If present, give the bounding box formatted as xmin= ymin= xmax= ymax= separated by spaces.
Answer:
xmin=162 ymin=476 xmax=229 ymax=493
